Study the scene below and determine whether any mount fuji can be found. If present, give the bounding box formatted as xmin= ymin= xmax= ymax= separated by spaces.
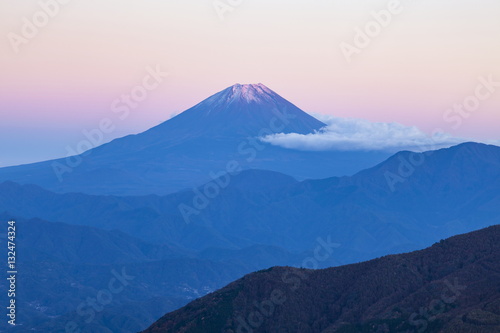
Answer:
xmin=0 ymin=84 xmax=390 ymax=195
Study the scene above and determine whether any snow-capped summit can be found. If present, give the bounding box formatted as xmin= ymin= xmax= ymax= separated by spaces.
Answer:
xmin=151 ymin=83 xmax=327 ymax=137
xmin=0 ymin=83 xmax=389 ymax=196
xmin=176 ymin=83 xmax=325 ymax=133
xmin=228 ymin=83 xmax=274 ymax=103
xmin=201 ymin=83 xmax=286 ymax=109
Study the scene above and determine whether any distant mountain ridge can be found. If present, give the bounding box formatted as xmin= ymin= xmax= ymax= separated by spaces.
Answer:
xmin=1 ymin=142 xmax=499 ymax=332
xmin=0 ymin=215 xmax=304 ymax=332
xmin=0 ymin=83 xmax=389 ymax=195
xmin=1 ymin=142 xmax=498 ymax=257
xmin=142 ymin=225 xmax=500 ymax=333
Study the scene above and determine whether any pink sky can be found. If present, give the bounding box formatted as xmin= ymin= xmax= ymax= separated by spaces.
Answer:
xmin=1 ymin=0 xmax=499 ymax=166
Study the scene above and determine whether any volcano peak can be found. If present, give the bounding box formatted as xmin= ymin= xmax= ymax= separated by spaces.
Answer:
xmin=170 ymin=83 xmax=326 ymax=136
xmin=220 ymin=83 xmax=275 ymax=104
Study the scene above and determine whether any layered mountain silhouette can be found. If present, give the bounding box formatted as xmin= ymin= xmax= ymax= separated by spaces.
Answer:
xmin=2 ymin=84 xmax=499 ymax=332
xmin=0 ymin=215 xmax=303 ymax=333
xmin=1 ymin=142 xmax=498 ymax=257
xmin=1 ymin=142 xmax=499 ymax=332
xmin=142 ymin=225 xmax=500 ymax=333
xmin=0 ymin=84 xmax=389 ymax=195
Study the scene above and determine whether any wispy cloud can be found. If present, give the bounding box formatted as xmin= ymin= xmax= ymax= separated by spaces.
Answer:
xmin=260 ymin=115 xmax=499 ymax=152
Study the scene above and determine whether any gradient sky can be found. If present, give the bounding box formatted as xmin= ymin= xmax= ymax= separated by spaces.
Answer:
xmin=1 ymin=0 xmax=499 ymax=166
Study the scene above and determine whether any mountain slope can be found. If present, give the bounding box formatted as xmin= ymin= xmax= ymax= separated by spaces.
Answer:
xmin=141 ymin=83 xmax=327 ymax=138
xmin=0 ymin=216 xmax=303 ymax=332
xmin=0 ymin=83 xmax=389 ymax=195
xmin=10 ymin=216 xmax=186 ymax=265
xmin=1 ymin=142 xmax=499 ymax=332
xmin=0 ymin=143 xmax=498 ymax=258
xmin=142 ymin=225 xmax=500 ymax=333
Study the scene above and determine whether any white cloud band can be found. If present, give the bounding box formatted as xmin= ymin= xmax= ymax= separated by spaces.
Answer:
xmin=260 ymin=114 xmax=498 ymax=152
